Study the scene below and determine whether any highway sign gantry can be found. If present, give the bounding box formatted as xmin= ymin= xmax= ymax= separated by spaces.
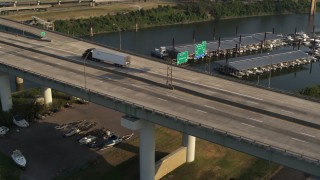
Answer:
xmin=177 ymin=51 xmax=189 ymax=65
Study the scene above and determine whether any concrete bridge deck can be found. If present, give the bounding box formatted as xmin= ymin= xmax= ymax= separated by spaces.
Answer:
xmin=0 ymin=18 xmax=320 ymax=176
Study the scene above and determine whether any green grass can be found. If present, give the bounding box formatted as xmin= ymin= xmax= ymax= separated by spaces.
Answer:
xmin=57 ymin=126 xmax=280 ymax=180
xmin=0 ymin=151 xmax=22 ymax=180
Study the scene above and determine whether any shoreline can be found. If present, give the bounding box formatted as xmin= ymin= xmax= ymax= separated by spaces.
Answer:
xmin=80 ymin=12 xmax=309 ymax=36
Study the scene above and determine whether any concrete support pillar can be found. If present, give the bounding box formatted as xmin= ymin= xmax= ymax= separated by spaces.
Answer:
xmin=42 ymin=87 xmax=52 ymax=106
xmin=15 ymin=76 xmax=24 ymax=91
xmin=57 ymin=0 xmax=61 ymax=5
xmin=140 ymin=122 xmax=155 ymax=180
xmin=89 ymin=26 xmax=93 ymax=37
xmin=182 ymin=133 xmax=196 ymax=162
xmin=121 ymin=116 xmax=155 ymax=180
xmin=0 ymin=72 xmax=12 ymax=112
xmin=90 ymin=0 xmax=95 ymax=6
xmin=311 ymin=0 xmax=316 ymax=15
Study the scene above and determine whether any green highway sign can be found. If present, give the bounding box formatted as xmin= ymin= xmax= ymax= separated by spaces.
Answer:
xmin=195 ymin=41 xmax=206 ymax=59
xmin=40 ymin=31 xmax=46 ymax=37
xmin=177 ymin=51 xmax=189 ymax=65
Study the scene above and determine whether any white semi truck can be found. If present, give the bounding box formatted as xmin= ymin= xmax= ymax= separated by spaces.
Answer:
xmin=82 ymin=48 xmax=131 ymax=67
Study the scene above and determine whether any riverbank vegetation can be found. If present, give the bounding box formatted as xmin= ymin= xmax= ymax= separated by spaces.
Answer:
xmin=300 ymin=85 xmax=320 ymax=99
xmin=0 ymin=151 xmax=21 ymax=180
xmin=0 ymin=88 xmax=76 ymax=127
xmin=54 ymin=0 xmax=314 ymax=36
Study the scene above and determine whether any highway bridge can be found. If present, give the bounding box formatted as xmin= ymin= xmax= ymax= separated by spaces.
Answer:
xmin=0 ymin=18 xmax=320 ymax=179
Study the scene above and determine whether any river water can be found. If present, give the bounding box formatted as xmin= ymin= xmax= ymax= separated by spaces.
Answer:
xmin=5 ymin=13 xmax=320 ymax=92
xmin=82 ymin=13 xmax=320 ymax=92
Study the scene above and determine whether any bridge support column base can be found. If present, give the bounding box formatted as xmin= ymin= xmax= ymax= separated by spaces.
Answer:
xmin=42 ymin=87 xmax=52 ymax=106
xmin=15 ymin=76 xmax=24 ymax=91
xmin=121 ymin=116 xmax=155 ymax=180
xmin=0 ymin=72 xmax=12 ymax=112
xmin=182 ymin=133 xmax=196 ymax=162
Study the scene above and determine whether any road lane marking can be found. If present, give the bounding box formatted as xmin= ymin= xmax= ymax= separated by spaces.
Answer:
xmin=167 ymin=94 xmax=176 ymax=98
xmin=204 ymin=105 xmax=217 ymax=110
xmin=157 ymin=98 xmax=167 ymax=102
xmin=300 ymin=132 xmax=315 ymax=138
xmin=281 ymin=110 xmax=294 ymax=114
xmin=291 ymin=138 xmax=308 ymax=143
xmin=183 ymin=79 xmax=263 ymax=101
xmin=122 ymin=87 xmax=129 ymax=90
xmin=196 ymin=109 xmax=207 ymax=114
xmin=241 ymin=123 xmax=255 ymax=128
xmin=247 ymin=101 xmax=259 ymax=105
xmin=248 ymin=118 xmax=263 ymax=123
xmin=131 ymin=84 xmax=140 ymax=88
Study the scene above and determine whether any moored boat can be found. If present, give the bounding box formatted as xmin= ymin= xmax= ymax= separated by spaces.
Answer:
xmin=11 ymin=149 xmax=27 ymax=168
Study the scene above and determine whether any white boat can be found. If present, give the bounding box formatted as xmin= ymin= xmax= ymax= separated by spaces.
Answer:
xmin=121 ymin=133 xmax=134 ymax=141
xmin=11 ymin=150 xmax=27 ymax=168
xmin=13 ymin=115 xmax=29 ymax=128
xmin=0 ymin=126 xmax=9 ymax=135
xmin=64 ymin=128 xmax=80 ymax=137
xmin=79 ymin=135 xmax=96 ymax=145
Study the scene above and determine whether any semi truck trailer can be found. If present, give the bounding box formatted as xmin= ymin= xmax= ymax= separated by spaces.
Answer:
xmin=82 ymin=48 xmax=131 ymax=67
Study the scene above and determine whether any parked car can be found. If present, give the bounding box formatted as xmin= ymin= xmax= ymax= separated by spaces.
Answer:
xmin=0 ymin=126 xmax=9 ymax=135
xmin=13 ymin=115 xmax=29 ymax=128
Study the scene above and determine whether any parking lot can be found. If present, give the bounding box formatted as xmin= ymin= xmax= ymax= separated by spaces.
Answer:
xmin=0 ymin=103 xmax=134 ymax=180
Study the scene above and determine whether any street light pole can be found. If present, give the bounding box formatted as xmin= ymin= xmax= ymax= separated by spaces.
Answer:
xmin=268 ymin=53 xmax=272 ymax=88
xmin=83 ymin=50 xmax=92 ymax=90
xmin=119 ymin=27 xmax=122 ymax=50
xmin=113 ymin=24 xmax=121 ymax=50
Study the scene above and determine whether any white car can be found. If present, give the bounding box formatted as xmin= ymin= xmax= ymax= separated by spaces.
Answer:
xmin=13 ymin=115 xmax=29 ymax=128
xmin=11 ymin=149 xmax=27 ymax=168
xmin=0 ymin=126 xmax=9 ymax=135
xmin=79 ymin=135 xmax=96 ymax=145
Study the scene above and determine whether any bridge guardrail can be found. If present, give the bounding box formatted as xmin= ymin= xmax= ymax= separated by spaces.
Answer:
xmin=1 ymin=61 xmax=320 ymax=166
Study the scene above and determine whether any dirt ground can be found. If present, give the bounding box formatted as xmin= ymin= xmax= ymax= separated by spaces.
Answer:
xmin=0 ymin=103 xmax=134 ymax=180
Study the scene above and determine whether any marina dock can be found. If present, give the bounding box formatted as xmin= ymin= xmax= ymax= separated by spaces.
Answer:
xmin=213 ymin=50 xmax=316 ymax=78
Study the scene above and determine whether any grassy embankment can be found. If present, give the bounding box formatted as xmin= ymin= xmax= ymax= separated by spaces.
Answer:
xmin=59 ymin=126 xmax=279 ymax=180
xmin=4 ymin=2 xmax=176 ymax=22
xmin=0 ymin=151 xmax=21 ymax=180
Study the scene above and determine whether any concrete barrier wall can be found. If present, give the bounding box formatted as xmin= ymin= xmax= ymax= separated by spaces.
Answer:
xmin=155 ymin=147 xmax=187 ymax=180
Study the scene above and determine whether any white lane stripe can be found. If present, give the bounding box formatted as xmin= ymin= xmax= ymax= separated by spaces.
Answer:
xmin=281 ymin=110 xmax=294 ymax=114
xmin=300 ymin=132 xmax=315 ymax=138
xmin=183 ymin=79 xmax=263 ymax=101
xmin=291 ymin=138 xmax=308 ymax=143
xmin=167 ymin=94 xmax=176 ymax=98
xmin=196 ymin=109 xmax=207 ymax=113
xmin=204 ymin=105 xmax=217 ymax=110
xmin=131 ymin=84 xmax=140 ymax=88
xmin=248 ymin=118 xmax=263 ymax=123
xmin=42 ymin=44 xmax=79 ymax=55
xmin=247 ymin=101 xmax=259 ymax=105
xmin=157 ymin=98 xmax=167 ymax=102
xmin=122 ymin=87 xmax=128 ymax=90
xmin=241 ymin=123 xmax=255 ymax=128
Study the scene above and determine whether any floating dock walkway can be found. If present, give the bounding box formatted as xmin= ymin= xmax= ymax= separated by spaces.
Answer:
xmin=213 ymin=50 xmax=316 ymax=78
